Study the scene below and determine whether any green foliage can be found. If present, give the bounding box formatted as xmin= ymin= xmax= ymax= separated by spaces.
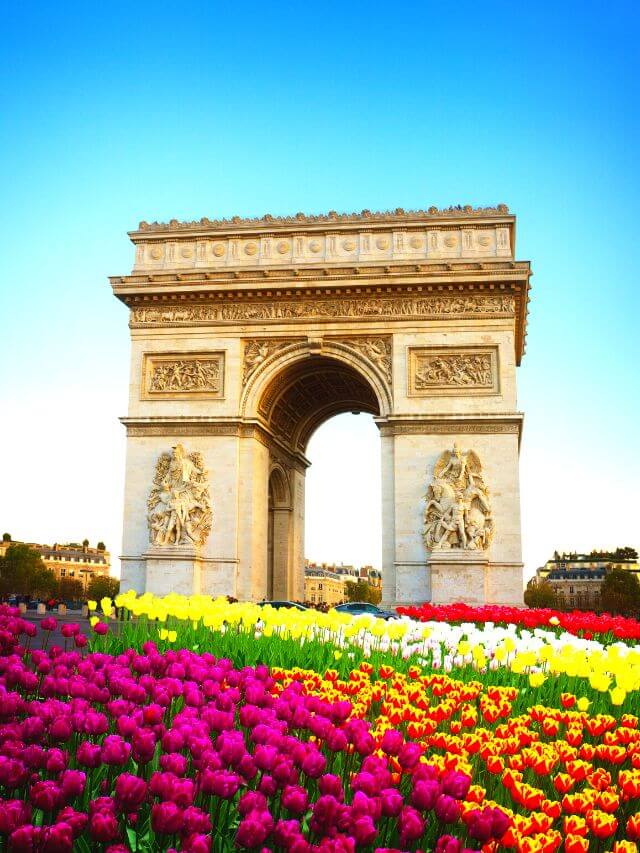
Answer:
xmin=600 ymin=568 xmax=640 ymax=616
xmin=96 ymin=541 xmax=106 ymax=551
xmin=87 ymin=575 xmax=120 ymax=600
xmin=524 ymin=578 xmax=557 ymax=609
xmin=2 ymin=533 xmax=10 ymax=542
xmin=82 ymin=538 xmax=89 ymax=548
xmin=58 ymin=578 xmax=84 ymax=601
xmin=0 ymin=543 xmax=57 ymax=597
xmin=344 ymin=580 xmax=381 ymax=604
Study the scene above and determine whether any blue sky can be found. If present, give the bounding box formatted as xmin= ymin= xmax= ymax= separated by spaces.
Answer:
xmin=1 ymin=1 xmax=638 ymax=578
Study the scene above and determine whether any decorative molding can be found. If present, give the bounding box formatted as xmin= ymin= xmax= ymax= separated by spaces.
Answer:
xmin=377 ymin=419 xmax=521 ymax=438
xmin=131 ymin=294 xmax=515 ymax=328
xmin=119 ymin=418 xmax=309 ymax=472
xmin=141 ymin=352 xmax=224 ymax=399
xmin=135 ymin=205 xmax=511 ymax=233
xmin=408 ymin=346 xmax=499 ymax=396
xmin=331 ymin=336 xmax=392 ymax=386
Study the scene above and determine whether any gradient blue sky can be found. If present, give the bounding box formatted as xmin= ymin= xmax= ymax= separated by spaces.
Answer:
xmin=1 ymin=1 xmax=638 ymax=579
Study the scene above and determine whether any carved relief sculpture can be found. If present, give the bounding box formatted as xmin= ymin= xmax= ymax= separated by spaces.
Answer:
xmin=147 ymin=444 xmax=212 ymax=547
xmin=142 ymin=353 xmax=224 ymax=399
xmin=132 ymin=294 xmax=515 ymax=327
xmin=410 ymin=348 xmax=498 ymax=395
xmin=423 ymin=444 xmax=494 ymax=551
xmin=242 ymin=339 xmax=296 ymax=385
xmin=337 ymin=337 xmax=392 ymax=385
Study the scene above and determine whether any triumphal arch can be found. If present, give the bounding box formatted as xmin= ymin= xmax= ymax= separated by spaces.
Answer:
xmin=111 ymin=205 xmax=531 ymax=607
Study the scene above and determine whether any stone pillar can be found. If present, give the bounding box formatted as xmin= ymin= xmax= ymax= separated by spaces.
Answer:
xmin=380 ymin=424 xmax=524 ymax=608
xmin=290 ymin=468 xmax=306 ymax=601
xmin=236 ymin=434 xmax=269 ymax=601
xmin=144 ymin=545 xmax=204 ymax=596
xmin=380 ymin=431 xmax=397 ymax=608
xmin=429 ymin=551 xmax=489 ymax=606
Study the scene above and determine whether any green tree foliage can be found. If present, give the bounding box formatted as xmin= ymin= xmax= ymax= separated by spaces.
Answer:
xmin=57 ymin=578 xmax=84 ymax=602
xmin=2 ymin=533 xmax=11 ymax=542
xmin=0 ymin=544 xmax=57 ymax=598
xmin=87 ymin=575 xmax=120 ymax=601
xmin=344 ymin=580 xmax=382 ymax=605
xmin=600 ymin=569 xmax=640 ymax=616
xmin=82 ymin=539 xmax=89 ymax=549
xmin=524 ymin=578 xmax=558 ymax=609
xmin=96 ymin=542 xmax=106 ymax=551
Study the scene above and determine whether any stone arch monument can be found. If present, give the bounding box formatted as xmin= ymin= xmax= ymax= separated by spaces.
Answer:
xmin=111 ymin=205 xmax=531 ymax=606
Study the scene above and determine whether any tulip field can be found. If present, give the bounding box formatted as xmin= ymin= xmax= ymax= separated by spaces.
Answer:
xmin=1 ymin=597 xmax=640 ymax=852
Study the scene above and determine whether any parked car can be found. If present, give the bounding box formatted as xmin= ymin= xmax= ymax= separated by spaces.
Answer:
xmin=334 ymin=602 xmax=398 ymax=620
xmin=262 ymin=600 xmax=308 ymax=611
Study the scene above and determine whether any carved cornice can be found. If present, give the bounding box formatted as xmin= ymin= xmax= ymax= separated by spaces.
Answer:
xmin=377 ymin=414 xmax=524 ymax=446
xmin=112 ymin=260 xmax=530 ymax=290
xmin=133 ymin=205 xmax=511 ymax=235
xmin=119 ymin=418 xmax=309 ymax=472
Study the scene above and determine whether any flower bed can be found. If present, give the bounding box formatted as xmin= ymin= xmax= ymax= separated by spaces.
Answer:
xmin=397 ymin=603 xmax=640 ymax=643
xmin=2 ymin=600 xmax=640 ymax=851
xmin=107 ymin=593 xmax=640 ymax=715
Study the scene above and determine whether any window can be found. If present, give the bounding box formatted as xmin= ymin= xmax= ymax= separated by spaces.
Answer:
xmin=318 ymin=583 xmax=323 ymax=590
xmin=69 ymin=570 xmax=75 ymax=577
xmin=569 ymin=585 xmax=574 ymax=593
xmin=60 ymin=569 xmax=66 ymax=577
xmin=311 ymin=595 xmax=315 ymax=602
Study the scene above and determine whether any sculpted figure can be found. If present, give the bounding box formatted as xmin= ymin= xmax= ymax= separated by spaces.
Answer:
xmin=423 ymin=445 xmax=494 ymax=551
xmin=147 ymin=444 xmax=212 ymax=547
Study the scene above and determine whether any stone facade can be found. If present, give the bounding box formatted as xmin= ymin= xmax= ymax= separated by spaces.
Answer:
xmin=112 ymin=205 xmax=531 ymax=606
xmin=304 ymin=568 xmax=345 ymax=606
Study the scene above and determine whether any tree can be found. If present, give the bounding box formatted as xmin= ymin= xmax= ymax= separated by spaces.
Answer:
xmin=31 ymin=565 xmax=58 ymax=599
xmin=96 ymin=541 xmax=106 ymax=551
xmin=600 ymin=569 xmax=640 ymax=616
xmin=524 ymin=578 xmax=557 ymax=609
xmin=87 ymin=575 xmax=120 ymax=601
xmin=344 ymin=580 xmax=381 ymax=605
xmin=2 ymin=533 xmax=11 ymax=542
xmin=0 ymin=544 xmax=49 ymax=596
xmin=57 ymin=578 xmax=84 ymax=601
xmin=82 ymin=539 xmax=89 ymax=549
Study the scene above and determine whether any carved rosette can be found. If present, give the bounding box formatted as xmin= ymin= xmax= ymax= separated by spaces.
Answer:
xmin=423 ymin=445 xmax=494 ymax=552
xmin=242 ymin=339 xmax=297 ymax=385
xmin=334 ymin=336 xmax=392 ymax=385
xmin=147 ymin=445 xmax=212 ymax=548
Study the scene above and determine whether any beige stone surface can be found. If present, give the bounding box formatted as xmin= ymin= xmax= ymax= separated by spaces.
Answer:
xmin=112 ymin=207 xmax=531 ymax=606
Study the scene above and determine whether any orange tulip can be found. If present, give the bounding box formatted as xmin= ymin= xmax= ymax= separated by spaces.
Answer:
xmin=563 ymin=815 xmax=587 ymax=837
xmin=627 ymin=812 xmax=640 ymax=840
xmin=586 ymin=808 xmax=618 ymax=839
xmin=563 ymin=836 xmax=589 ymax=853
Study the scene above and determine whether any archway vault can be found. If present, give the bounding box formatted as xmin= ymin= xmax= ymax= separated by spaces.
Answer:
xmin=242 ymin=342 xmax=391 ymax=453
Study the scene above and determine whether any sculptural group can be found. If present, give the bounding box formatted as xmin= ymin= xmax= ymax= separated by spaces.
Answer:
xmin=424 ymin=444 xmax=494 ymax=551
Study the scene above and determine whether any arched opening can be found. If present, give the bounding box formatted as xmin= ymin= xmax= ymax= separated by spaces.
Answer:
xmin=305 ymin=412 xmax=382 ymax=586
xmin=267 ymin=466 xmax=291 ymax=600
xmin=258 ymin=354 xmax=382 ymax=453
xmin=256 ymin=352 xmax=385 ymax=602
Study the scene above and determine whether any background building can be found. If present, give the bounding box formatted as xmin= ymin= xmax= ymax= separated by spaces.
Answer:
xmin=536 ymin=548 xmax=638 ymax=610
xmin=0 ymin=537 xmax=110 ymax=591
xmin=304 ymin=565 xmax=345 ymax=605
